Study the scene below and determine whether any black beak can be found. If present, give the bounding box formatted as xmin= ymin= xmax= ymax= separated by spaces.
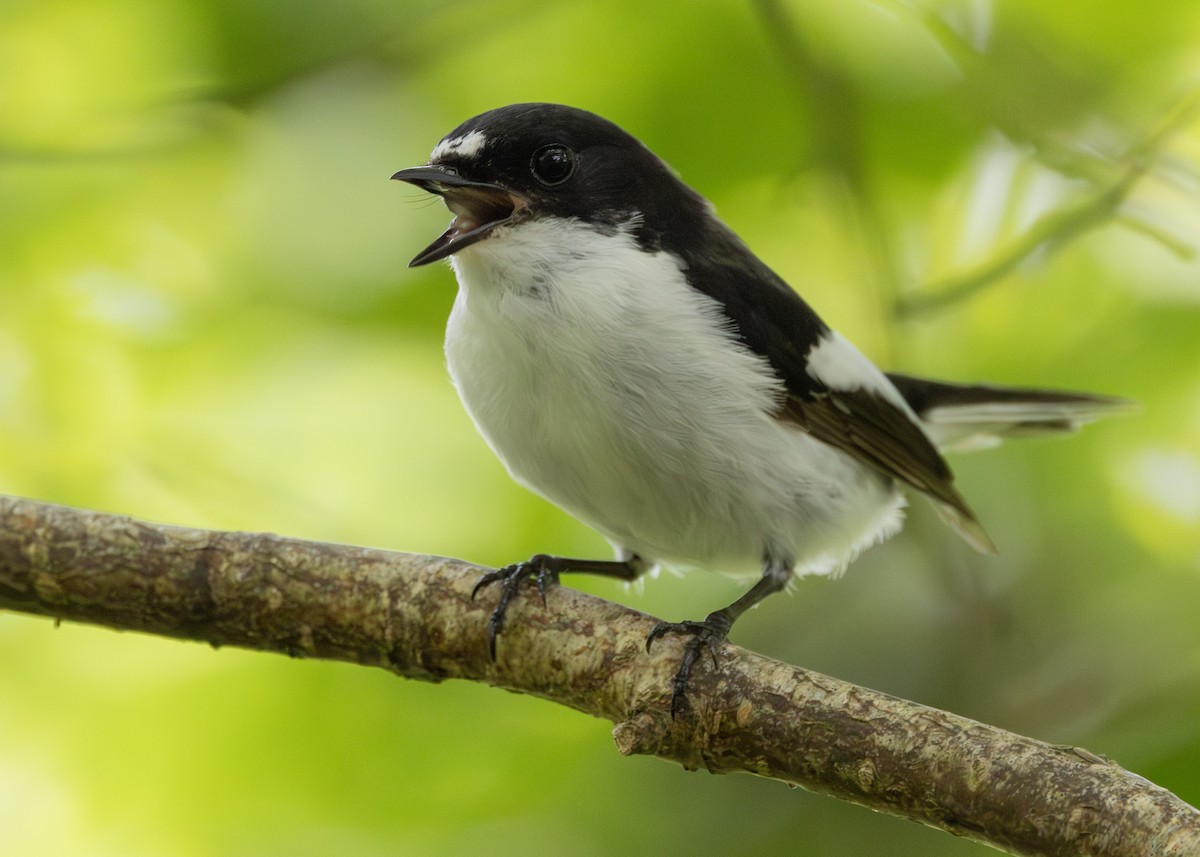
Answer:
xmin=391 ymin=166 xmax=524 ymax=267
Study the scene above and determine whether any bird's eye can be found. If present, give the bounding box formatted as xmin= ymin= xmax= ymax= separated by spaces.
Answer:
xmin=530 ymin=144 xmax=575 ymax=186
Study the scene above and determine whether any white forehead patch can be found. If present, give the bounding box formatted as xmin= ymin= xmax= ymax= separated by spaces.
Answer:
xmin=431 ymin=129 xmax=487 ymax=162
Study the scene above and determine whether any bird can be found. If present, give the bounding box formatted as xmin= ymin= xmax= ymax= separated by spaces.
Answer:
xmin=392 ymin=103 xmax=1129 ymax=714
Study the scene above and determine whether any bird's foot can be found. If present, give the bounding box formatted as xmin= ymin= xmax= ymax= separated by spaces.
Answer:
xmin=471 ymin=554 xmax=562 ymax=658
xmin=645 ymin=611 xmax=733 ymax=717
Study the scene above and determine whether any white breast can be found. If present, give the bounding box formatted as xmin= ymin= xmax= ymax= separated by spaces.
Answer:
xmin=444 ymin=218 xmax=904 ymax=577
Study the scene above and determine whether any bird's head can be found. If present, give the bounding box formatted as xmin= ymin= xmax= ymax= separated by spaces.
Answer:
xmin=392 ymin=103 xmax=707 ymax=267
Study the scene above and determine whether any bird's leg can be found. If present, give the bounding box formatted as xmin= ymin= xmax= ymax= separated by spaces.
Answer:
xmin=472 ymin=553 xmax=647 ymax=657
xmin=646 ymin=557 xmax=793 ymax=716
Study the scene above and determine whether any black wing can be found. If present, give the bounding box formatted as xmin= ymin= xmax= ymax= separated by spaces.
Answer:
xmin=676 ymin=223 xmax=995 ymax=553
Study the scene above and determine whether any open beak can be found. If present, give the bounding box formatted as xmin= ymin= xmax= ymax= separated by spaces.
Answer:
xmin=391 ymin=166 xmax=525 ymax=267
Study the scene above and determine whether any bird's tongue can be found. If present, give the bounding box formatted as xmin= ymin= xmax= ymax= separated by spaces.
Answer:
xmin=444 ymin=185 xmax=516 ymax=235
xmin=391 ymin=165 xmax=527 ymax=266
xmin=405 ymin=184 xmax=524 ymax=267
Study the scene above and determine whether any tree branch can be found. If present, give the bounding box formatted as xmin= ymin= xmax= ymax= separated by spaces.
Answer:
xmin=1 ymin=494 xmax=1197 ymax=856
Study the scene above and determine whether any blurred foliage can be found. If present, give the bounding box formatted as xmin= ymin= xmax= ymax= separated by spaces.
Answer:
xmin=2 ymin=1 xmax=1199 ymax=855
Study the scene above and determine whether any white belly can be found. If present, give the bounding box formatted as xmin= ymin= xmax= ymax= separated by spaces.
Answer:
xmin=444 ymin=219 xmax=904 ymax=577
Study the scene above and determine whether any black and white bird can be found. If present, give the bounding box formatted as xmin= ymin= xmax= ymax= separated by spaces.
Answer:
xmin=393 ymin=103 xmax=1127 ymax=712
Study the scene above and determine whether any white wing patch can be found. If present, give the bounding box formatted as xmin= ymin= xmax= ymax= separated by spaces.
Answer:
xmin=804 ymin=331 xmax=911 ymax=414
xmin=431 ymin=129 xmax=487 ymax=162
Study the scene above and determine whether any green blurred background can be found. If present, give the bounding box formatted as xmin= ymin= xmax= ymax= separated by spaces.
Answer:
xmin=2 ymin=1 xmax=1199 ymax=854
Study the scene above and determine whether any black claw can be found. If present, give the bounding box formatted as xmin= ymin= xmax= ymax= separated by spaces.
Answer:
xmin=645 ymin=621 xmax=671 ymax=653
xmin=535 ymin=571 xmax=553 ymax=605
xmin=643 ymin=612 xmax=733 ymax=717
xmin=471 ymin=569 xmax=507 ymax=601
xmin=471 ymin=555 xmax=562 ymax=659
xmin=671 ymin=639 xmax=707 ymax=717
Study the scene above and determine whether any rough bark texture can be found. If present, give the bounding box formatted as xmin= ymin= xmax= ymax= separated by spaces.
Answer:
xmin=1 ymin=494 xmax=1197 ymax=856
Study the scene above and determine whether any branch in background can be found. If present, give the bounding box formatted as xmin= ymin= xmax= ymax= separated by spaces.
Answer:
xmin=895 ymin=88 xmax=1200 ymax=320
xmin=2 ymin=494 xmax=1198 ymax=856
xmin=764 ymin=0 xmax=1198 ymax=321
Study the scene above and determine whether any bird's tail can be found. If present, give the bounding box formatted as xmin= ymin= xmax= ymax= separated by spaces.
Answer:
xmin=888 ymin=373 xmax=1136 ymax=454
